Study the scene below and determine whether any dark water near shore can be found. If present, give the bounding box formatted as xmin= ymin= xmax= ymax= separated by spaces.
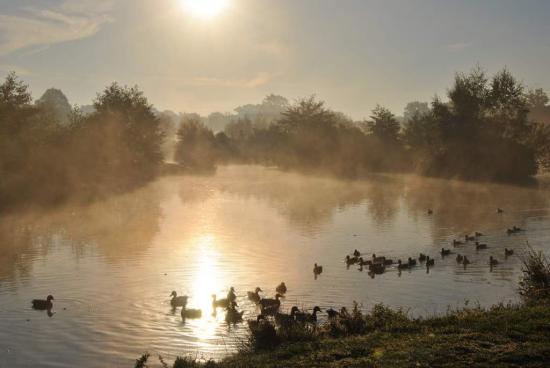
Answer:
xmin=1 ymin=165 xmax=549 ymax=367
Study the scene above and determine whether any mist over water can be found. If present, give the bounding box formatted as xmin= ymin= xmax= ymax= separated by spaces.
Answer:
xmin=0 ymin=165 xmax=549 ymax=367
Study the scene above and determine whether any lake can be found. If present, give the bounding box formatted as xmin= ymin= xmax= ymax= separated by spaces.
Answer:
xmin=1 ymin=165 xmax=549 ymax=367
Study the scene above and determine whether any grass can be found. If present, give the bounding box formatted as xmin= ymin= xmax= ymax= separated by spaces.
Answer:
xmin=136 ymin=249 xmax=550 ymax=367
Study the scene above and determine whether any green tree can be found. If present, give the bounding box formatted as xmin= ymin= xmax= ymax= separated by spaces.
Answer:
xmin=366 ymin=105 xmax=401 ymax=143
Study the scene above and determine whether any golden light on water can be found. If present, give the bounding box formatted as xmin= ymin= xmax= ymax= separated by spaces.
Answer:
xmin=180 ymin=0 xmax=230 ymax=20
xmin=188 ymin=233 xmax=224 ymax=340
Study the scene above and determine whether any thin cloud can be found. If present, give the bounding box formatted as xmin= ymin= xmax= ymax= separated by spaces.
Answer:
xmin=190 ymin=72 xmax=276 ymax=88
xmin=0 ymin=1 xmax=113 ymax=56
xmin=0 ymin=64 xmax=31 ymax=76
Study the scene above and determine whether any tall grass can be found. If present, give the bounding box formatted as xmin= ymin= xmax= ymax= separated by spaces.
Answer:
xmin=519 ymin=245 xmax=550 ymax=302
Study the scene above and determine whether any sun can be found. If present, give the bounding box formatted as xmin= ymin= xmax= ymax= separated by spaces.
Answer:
xmin=180 ymin=0 xmax=230 ymax=20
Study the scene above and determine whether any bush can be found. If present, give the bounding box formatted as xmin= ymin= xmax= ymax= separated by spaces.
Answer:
xmin=519 ymin=245 xmax=550 ymax=302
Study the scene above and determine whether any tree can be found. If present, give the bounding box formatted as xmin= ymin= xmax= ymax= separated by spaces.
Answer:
xmin=36 ymin=88 xmax=72 ymax=125
xmin=366 ymin=105 xmax=401 ymax=143
xmin=527 ymin=88 xmax=549 ymax=108
xmin=174 ymin=117 xmax=218 ymax=168
xmin=91 ymin=83 xmax=164 ymax=179
xmin=403 ymin=101 xmax=430 ymax=122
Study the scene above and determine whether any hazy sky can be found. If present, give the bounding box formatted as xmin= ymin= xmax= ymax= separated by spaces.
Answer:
xmin=0 ymin=0 xmax=549 ymax=119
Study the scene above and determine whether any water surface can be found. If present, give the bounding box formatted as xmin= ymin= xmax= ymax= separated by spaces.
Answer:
xmin=1 ymin=165 xmax=549 ymax=367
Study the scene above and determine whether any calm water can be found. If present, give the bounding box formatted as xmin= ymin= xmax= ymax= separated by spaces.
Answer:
xmin=1 ymin=165 xmax=550 ymax=367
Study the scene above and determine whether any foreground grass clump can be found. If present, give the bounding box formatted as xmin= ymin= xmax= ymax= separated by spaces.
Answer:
xmin=519 ymin=246 xmax=550 ymax=302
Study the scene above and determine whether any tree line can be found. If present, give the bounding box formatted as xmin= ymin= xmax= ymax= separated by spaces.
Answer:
xmin=0 ymin=72 xmax=163 ymax=209
xmin=175 ymin=67 xmax=550 ymax=181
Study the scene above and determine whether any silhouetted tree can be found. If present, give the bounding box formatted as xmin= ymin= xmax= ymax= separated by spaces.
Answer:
xmin=174 ymin=117 xmax=218 ymax=168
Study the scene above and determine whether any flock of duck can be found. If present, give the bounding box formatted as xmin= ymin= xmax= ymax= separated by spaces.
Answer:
xmin=169 ymin=282 xmax=328 ymax=327
xmin=341 ymin=209 xmax=524 ymax=277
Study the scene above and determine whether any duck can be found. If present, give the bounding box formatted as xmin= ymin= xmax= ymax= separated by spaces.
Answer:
xmin=212 ymin=294 xmax=231 ymax=309
xmin=345 ymin=255 xmax=358 ymax=266
xmin=369 ymin=262 xmax=385 ymax=274
xmin=497 ymin=208 xmax=504 ymax=214
xmin=295 ymin=306 xmax=322 ymax=323
xmin=426 ymin=256 xmax=435 ymax=267
xmin=456 ymin=254 xmax=464 ymax=263
xmin=427 ymin=209 xmax=433 ymax=215
xmin=358 ymin=257 xmax=372 ymax=266
xmin=247 ymin=287 xmax=262 ymax=304
xmin=326 ymin=308 xmax=339 ymax=319
xmin=397 ymin=259 xmax=410 ymax=270
xmin=227 ymin=287 xmax=237 ymax=303
xmin=512 ymin=226 xmax=524 ymax=232
xmin=464 ymin=234 xmax=475 ymax=242
xmin=505 ymin=248 xmax=514 ymax=257
xmin=225 ymin=303 xmax=245 ymax=323
xmin=407 ymin=257 xmax=417 ymax=267
xmin=31 ymin=295 xmax=54 ymax=310
xmin=418 ymin=253 xmax=427 ymax=262
xmin=462 ymin=256 xmax=471 ymax=265
xmin=372 ymin=254 xmax=386 ymax=263
xmin=276 ymin=282 xmax=287 ymax=295
xmin=275 ymin=306 xmax=299 ymax=327
xmin=506 ymin=228 xmax=514 ymax=235
xmin=489 ymin=256 xmax=499 ymax=266
xmin=475 ymin=241 xmax=488 ymax=250
xmin=441 ymin=248 xmax=451 ymax=256
xmin=259 ymin=293 xmax=283 ymax=310
xmin=181 ymin=303 xmax=202 ymax=320
xmin=353 ymin=249 xmax=361 ymax=257
xmin=475 ymin=232 xmax=483 ymax=237
xmin=170 ymin=291 xmax=188 ymax=308
xmin=313 ymin=263 xmax=323 ymax=275
xmin=452 ymin=239 xmax=464 ymax=247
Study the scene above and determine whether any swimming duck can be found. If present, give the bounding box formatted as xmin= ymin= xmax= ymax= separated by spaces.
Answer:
xmin=489 ymin=256 xmax=499 ymax=266
xmin=427 ymin=209 xmax=433 ymax=215
xmin=505 ymin=248 xmax=514 ymax=257
xmin=31 ymin=295 xmax=54 ymax=310
xmin=259 ymin=293 xmax=283 ymax=310
xmin=225 ymin=303 xmax=245 ymax=323
xmin=372 ymin=254 xmax=386 ymax=263
xmin=513 ymin=226 xmax=524 ymax=232
xmin=419 ymin=253 xmax=427 ymax=262
xmin=227 ymin=287 xmax=237 ymax=303
xmin=247 ymin=287 xmax=262 ymax=304
xmin=475 ymin=241 xmax=488 ymax=250
xmin=408 ymin=257 xmax=417 ymax=267
xmin=497 ymin=208 xmax=504 ymax=214
xmin=440 ymin=248 xmax=451 ymax=256
xmin=456 ymin=254 xmax=464 ymax=263
xmin=426 ymin=256 xmax=435 ymax=267
xmin=353 ymin=249 xmax=361 ymax=257
xmin=475 ymin=232 xmax=483 ymax=237
xmin=464 ymin=234 xmax=475 ymax=242
xmin=452 ymin=239 xmax=464 ymax=247
xmin=276 ymin=282 xmax=287 ymax=295
xmin=462 ymin=256 xmax=470 ymax=265
xmin=170 ymin=291 xmax=188 ymax=307
xmin=212 ymin=294 xmax=231 ymax=309
xmin=181 ymin=301 xmax=202 ymax=320
xmin=369 ymin=262 xmax=385 ymax=274
xmin=313 ymin=263 xmax=323 ymax=275
xmin=506 ymin=228 xmax=514 ymax=235
xmin=345 ymin=255 xmax=358 ymax=266
xmin=358 ymin=257 xmax=372 ymax=266
xmin=383 ymin=259 xmax=394 ymax=266
xmin=397 ymin=260 xmax=410 ymax=270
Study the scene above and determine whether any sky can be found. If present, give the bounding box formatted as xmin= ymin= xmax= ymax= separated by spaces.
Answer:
xmin=0 ymin=0 xmax=549 ymax=119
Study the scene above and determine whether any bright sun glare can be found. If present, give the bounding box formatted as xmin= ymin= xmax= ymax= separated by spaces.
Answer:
xmin=181 ymin=0 xmax=229 ymax=20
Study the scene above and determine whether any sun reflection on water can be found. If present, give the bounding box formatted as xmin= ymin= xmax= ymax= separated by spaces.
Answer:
xmin=186 ymin=233 xmax=226 ymax=341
